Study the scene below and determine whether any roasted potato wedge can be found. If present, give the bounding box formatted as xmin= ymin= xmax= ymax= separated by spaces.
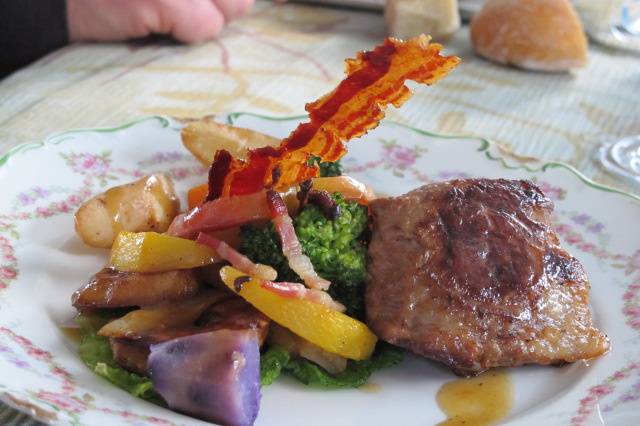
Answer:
xmin=71 ymin=268 xmax=201 ymax=312
xmin=110 ymin=338 xmax=150 ymax=375
xmin=75 ymin=174 xmax=180 ymax=248
xmin=181 ymin=118 xmax=280 ymax=166
xmin=98 ymin=291 xmax=227 ymax=339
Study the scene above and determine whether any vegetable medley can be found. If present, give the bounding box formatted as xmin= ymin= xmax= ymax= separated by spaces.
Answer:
xmin=70 ymin=35 xmax=459 ymax=426
xmin=72 ymin=153 xmax=401 ymax=424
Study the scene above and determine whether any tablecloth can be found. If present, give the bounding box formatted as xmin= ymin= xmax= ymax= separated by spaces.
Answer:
xmin=1 ymin=1 xmax=638 ymax=423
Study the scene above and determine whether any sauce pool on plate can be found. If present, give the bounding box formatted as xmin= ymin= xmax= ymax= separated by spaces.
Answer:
xmin=358 ymin=382 xmax=381 ymax=393
xmin=436 ymin=370 xmax=513 ymax=426
xmin=60 ymin=326 xmax=81 ymax=344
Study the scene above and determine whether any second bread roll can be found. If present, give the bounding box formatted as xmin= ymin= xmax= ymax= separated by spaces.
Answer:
xmin=470 ymin=0 xmax=588 ymax=72
xmin=386 ymin=0 xmax=461 ymax=41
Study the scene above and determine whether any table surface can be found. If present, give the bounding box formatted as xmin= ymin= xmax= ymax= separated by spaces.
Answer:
xmin=1 ymin=1 xmax=638 ymax=424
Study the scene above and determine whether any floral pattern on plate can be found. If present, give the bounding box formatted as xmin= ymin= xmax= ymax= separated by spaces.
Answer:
xmin=0 ymin=113 xmax=638 ymax=425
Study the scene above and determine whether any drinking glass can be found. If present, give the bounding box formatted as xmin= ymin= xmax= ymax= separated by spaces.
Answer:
xmin=574 ymin=0 xmax=640 ymax=183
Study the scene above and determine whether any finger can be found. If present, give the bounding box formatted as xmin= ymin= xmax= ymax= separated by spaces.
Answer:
xmin=211 ymin=0 xmax=254 ymax=22
xmin=157 ymin=0 xmax=225 ymax=43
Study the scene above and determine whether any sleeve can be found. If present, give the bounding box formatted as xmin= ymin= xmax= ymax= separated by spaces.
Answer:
xmin=0 ymin=0 xmax=69 ymax=78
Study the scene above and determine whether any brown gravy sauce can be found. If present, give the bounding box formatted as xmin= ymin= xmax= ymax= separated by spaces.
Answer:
xmin=436 ymin=370 xmax=513 ymax=426
xmin=60 ymin=326 xmax=81 ymax=344
xmin=358 ymin=382 xmax=381 ymax=393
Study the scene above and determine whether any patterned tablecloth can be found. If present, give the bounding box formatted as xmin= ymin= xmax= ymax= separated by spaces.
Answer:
xmin=0 ymin=1 xmax=638 ymax=423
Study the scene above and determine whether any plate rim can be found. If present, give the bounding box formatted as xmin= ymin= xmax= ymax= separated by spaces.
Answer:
xmin=2 ymin=112 xmax=638 ymax=204
xmin=226 ymin=111 xmax=640 ymax=203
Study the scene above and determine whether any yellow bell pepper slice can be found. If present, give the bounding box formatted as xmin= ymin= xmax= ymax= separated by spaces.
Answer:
xmin=220 ymin=266 xmax=377 ymax=360
xmin=110 ymin=231 xmax=221 ymax=272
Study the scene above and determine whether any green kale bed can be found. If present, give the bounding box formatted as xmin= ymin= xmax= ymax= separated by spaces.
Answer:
xmin=77 ymin=313 xmax=402 ymax=396
xmin=260 ymin=344 xmax=403 ymax=388
xmin=76 ymin=315 xmax=164 ymax=405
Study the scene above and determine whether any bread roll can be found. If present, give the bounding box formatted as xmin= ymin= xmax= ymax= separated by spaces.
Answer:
xmin=386 ymin=0 xmax=460 ymax=41
xmin=470 ymin=0 xmax=588 ymax=72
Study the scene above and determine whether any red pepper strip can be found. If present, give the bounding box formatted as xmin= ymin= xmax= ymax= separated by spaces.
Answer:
xmin=167 ymin=191 xmax=270 ymax=239
xmin=266 ymin=190 xmax=331 ymax=291
xmin=260 ymin=280 xmax=345 ymax=312
xmin=196 ymin=233 xmax=277 ymax=281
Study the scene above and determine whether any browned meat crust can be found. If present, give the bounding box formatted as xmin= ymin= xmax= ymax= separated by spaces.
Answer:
xmin=111 ymin=338 xmax=151 ymax=375
xmin=72 ymin=268 xmax=200 ymax=311
xmin=196 ymin=296 xmax=270 ymax=344
xmin=366 ymin=179 xmax=610 ymax=376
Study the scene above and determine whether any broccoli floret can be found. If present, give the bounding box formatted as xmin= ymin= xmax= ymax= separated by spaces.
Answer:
xmin=239 ymin=193 xmax=368 ymax=317
xmin=295 ymin=195 xmax=368 ymax=313
xmin=239 ymin=224 xmax=295 ymax=281
xmin=319 ymin=161 xmax=342 ymax=177
xmin=309 ymin=156 xmax=343 ymax=177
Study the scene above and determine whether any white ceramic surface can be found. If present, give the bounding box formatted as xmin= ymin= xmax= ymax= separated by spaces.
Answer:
xmin=0 ymin=113 xmax=638 ymax=425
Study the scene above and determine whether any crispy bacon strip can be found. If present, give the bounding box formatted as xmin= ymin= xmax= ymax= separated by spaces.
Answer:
xmin=196 ymin=233 xmax=277 ymax=281
xmin=208 ymin=35 xmax=460 ymax=198
xmin=261 ymin=280 xmax=346 ymax=312
xmin=266 ymin=190 xmax=331 ymax=291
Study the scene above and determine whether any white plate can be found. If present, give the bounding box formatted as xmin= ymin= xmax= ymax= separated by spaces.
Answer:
xmin=0 ymin=113 xmax=639 ymax=426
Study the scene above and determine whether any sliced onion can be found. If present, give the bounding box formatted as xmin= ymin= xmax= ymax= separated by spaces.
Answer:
xmin=268 ymin=324 xmax=347 ymax=375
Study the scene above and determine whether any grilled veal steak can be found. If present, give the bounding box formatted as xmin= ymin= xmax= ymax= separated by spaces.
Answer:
xmin=366 ymin=179 xmax=609 ymax=376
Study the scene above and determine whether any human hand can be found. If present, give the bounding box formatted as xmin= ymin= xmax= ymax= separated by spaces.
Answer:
xmin=67 ymin=0 xmax=255 ymax=43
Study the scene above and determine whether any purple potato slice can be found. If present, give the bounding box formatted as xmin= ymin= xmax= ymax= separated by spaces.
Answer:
xmin=148 ymin=329 xmax=261 ymax=426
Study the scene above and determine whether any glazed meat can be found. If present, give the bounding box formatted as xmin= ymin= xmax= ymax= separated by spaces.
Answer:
xmin=110 ymin=293 xmax=269 ymax=375
xmin=366 ymin=179 xmax=610 ymax=376
xmin=111 ymin=338 xmax=151 ymax=375
xmin=195 ymin=295 xmax=271 ymax=342
xmin=72 ymin=268 xmax=200 ymax=311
